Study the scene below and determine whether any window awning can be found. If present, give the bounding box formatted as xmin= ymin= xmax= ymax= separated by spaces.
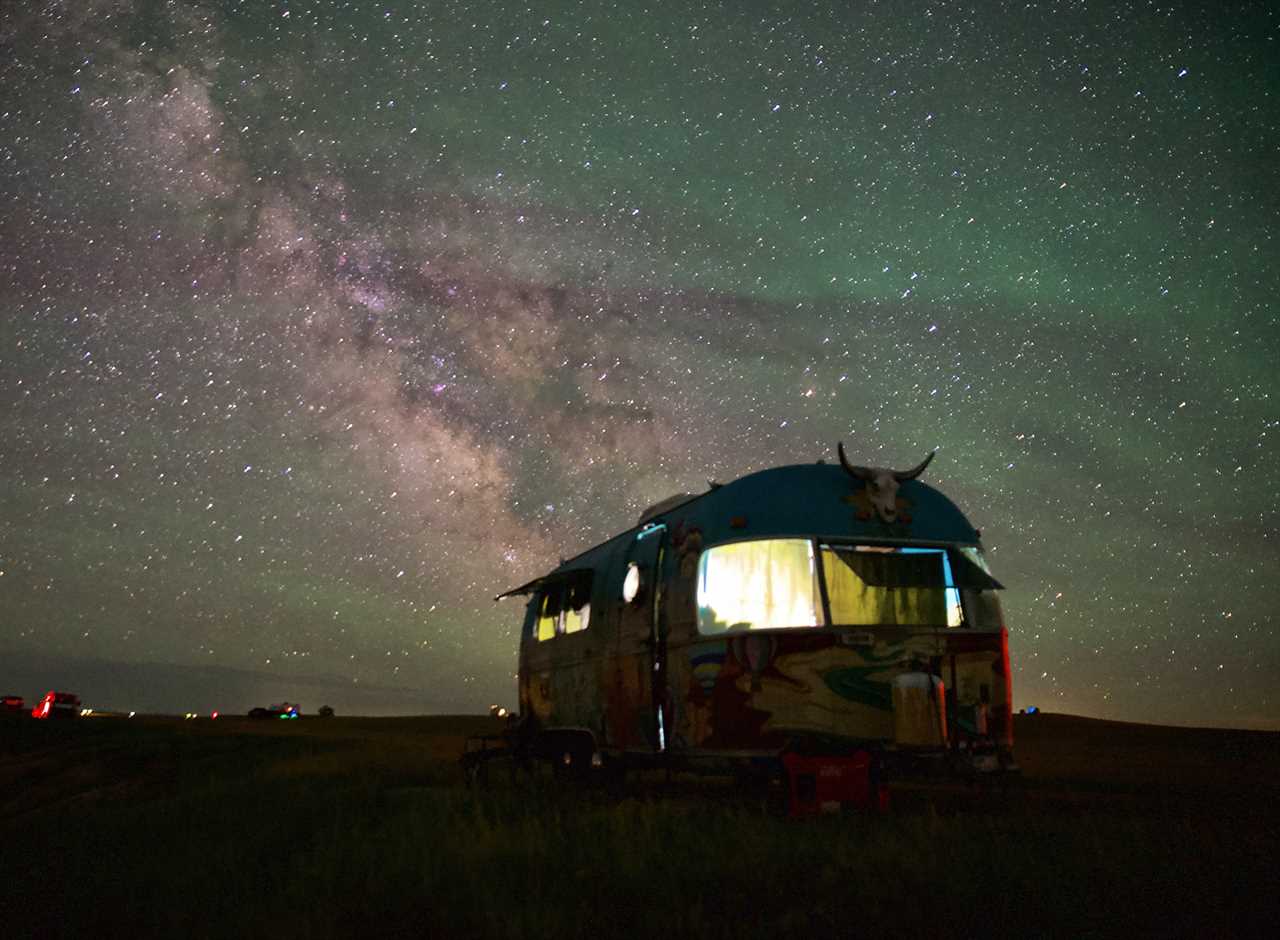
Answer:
xmin=494 ymin=568 xmax=594 ymax=602
xmin=494 ymin=577 xmax=544 ymax=601
xmin=826 ymin=547 xmax=1004 ymax=590
xmin=950 ymin=551 xmax=1004 ymax=590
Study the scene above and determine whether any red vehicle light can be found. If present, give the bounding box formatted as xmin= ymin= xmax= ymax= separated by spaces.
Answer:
xmin=32 ymin=691 xmax=80 ymax=719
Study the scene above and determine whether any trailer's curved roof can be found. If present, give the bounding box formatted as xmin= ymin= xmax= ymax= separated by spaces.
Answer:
xmin=497 ymin=460 xmax=984 ymax=598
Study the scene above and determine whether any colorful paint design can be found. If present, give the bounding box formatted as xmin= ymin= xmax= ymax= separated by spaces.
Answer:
xmin=730 ymin=634 xmax=778 ymax=692
xmin=677 ymin=632 xmax=972 ymax=749
xmin=750 ymin=645 xmax=913 ymax=740
xmin=819 ymin=642 xmax=908 ymax=711
xmin=689 ymin=641 xmax=727 ymax=695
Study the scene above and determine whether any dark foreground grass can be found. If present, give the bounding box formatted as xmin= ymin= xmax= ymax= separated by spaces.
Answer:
xmin=2 ymin=716 xmax=1277 ymax=939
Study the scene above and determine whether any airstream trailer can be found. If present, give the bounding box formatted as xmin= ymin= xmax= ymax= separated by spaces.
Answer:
xmin=493 ymin=446 xmax=1014 ymax=808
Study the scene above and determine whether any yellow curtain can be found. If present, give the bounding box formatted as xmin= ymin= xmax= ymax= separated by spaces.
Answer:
xmin=822 ymin=547 xmax=947 ymax=625
xmin=697 ymin=539 xmax=822 ymax=633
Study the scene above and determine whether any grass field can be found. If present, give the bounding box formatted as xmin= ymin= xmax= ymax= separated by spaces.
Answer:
xmin=2 ymin=713 xmax=1277 ymax=939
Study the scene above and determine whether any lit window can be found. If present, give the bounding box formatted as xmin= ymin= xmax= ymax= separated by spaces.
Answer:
xmin=696 ymin=539 xmax=824 ymax=634
xmin=821 ymin=545 xmax=961 ymax=627
xmin=536 ymin=574 xmax=593 ymax=641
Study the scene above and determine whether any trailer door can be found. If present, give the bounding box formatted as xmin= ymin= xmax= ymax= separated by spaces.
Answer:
xmin=616 ymin=525 xmax=669 ymax=752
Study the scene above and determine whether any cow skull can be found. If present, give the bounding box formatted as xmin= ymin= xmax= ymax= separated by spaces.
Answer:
xmin=837 ymin=443 xmax=936 ymax=523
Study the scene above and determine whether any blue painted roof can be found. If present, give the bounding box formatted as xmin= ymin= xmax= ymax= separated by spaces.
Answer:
xmin=501 ymin=462 xmax=983 ymax=595
xmin=681 ymin=462 xmax=980 ymax=546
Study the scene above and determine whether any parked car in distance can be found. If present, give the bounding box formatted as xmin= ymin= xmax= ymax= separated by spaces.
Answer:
xmin=31 ymin=691 xmax=81 ymax=720
xmin=248 ymin=703 xmax=300 ymax=719
xmin=269 ymin=702 xmax=300 ymax=719
xmin=2 ymin=695 xmax=25 ymax=714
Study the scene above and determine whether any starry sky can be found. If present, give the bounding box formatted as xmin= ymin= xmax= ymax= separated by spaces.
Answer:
xmin=2 ymin=1 xmax=1276 ymax=725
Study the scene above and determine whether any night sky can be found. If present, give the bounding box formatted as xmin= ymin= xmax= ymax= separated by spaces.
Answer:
xmin=2 ymin=1 xmax=1276 ymax=726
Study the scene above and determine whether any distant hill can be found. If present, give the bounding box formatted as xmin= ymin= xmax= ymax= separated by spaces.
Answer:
xmin=0 ymin=650 xmax=459 ymax=717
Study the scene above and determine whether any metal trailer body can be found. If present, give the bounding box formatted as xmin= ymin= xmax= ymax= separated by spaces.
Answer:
xmin=497 ymin=457 xmax=1014 ymax=794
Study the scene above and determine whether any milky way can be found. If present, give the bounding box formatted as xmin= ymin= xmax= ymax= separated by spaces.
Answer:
xmin=2 ymin=1 xmax=1276 ymax=724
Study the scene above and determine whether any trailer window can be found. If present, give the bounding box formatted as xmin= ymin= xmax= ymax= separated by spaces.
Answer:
xmin=820 ymin=546 xmax=961 ymax=627
xmin=536 ymin=575 xmax=592 ymax=641
xmin=696 ymin=539 xmax=824 ymax=634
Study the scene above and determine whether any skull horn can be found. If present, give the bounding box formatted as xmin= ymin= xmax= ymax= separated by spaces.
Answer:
xmin=894 ymin=450 xmax=937 ymax=482
xmin=836 ymin=441 xmax=874 ymax=480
